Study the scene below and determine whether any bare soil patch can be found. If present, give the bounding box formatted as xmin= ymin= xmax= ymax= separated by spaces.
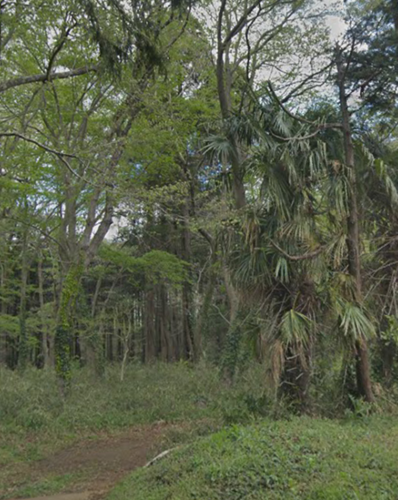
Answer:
xmin=7 ymin=422 xmax=173 ymax=500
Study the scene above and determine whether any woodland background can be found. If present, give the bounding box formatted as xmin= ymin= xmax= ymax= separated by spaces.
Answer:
xmin=1 ymin=0 xmax=398 ymax=415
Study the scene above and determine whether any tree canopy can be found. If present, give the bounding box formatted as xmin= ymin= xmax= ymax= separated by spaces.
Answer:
xmin=1 ymin=0 xmax=398 ymax=411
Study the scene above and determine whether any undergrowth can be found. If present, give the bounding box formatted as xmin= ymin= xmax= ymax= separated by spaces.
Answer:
xmin=2 ymin=362 xmax=398 ymax=499
xmin=0 ymin=362 xmax=274 ymax=498
xmin=108 ymin=416 xmax=398 ymax=500
xmin=0 ymin=362 xmax=273 ymax=436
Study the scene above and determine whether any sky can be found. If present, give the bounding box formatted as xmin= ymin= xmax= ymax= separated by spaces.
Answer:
xmin=328 ymin=13 xmax=347 ymax=40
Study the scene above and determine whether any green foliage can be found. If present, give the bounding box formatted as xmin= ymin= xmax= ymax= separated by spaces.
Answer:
xmin=108 ymin=416 xmax=398 ymax=500
xmin=99 ymin=246 xmax=189 ymax=286
xmin=1 ymin=0 xmax=398 ymax=433
xmin=380 ymin=315 xmax=398 ymax=345
xmin=9 ymin=473 xmax=84 ymax=499
xmin=280 ymin=309 xmax=312 ymax=348
xmin=0 ymin=363 xmax=270 ymax=434
xmin=219 ymin=320 xmax=251 ymax=382
xmin=141 ymin=250 xmax=190 ymax=286
xmin=337 ymin=299 xmax=376 ymax=344
xmin=0 ymin=314 xmax=19 ymax=337
xmin=0 ymin=362 xmax=288 ymax=496
xmin=55 ymin=261 xmax=85 ymax=385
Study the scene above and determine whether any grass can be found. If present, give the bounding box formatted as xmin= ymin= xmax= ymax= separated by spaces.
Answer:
xmin=0 ymin=362 xmax=270 ymax=498
xmin=9 ymin=473 xmax=85 ymax=498
xmin=0 ymin=362 xmax=270 ymax=435
xmin=2 ymin=362 xmax=398 ymax=499
xmin=108 ymin=415 xmax=398 ymax=500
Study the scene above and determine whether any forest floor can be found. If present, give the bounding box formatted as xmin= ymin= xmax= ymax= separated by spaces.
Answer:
xmin=5 ymin=415 xmax=398 ymax=500
xmin=3 ymin=422 xmax=186 ymax=500
xmin=109 ymin=416 xmax=398 ymax=500
xmin=2 ymin=365 xmax=398 ymax=500
xmin=0 ymin=363 xmax=268 ymax=499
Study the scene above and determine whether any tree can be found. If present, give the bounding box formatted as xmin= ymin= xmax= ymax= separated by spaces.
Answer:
xmin=0 ymin=0 xmax=196 ymax=387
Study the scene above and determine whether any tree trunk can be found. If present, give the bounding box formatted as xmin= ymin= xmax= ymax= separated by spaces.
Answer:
xmin=355 ymin=339 xmax=375 ymax=402
xmin=222 ymin=260 xmax=239 ymax=323
xmin=0 ymin=262 xmax=7 ymax=366
xmin=281 ymin=347 xmax=312 ymax=412
xmin=55 ymin=260 xmax=84 ymax=392
xmin=182 ymin=283 xmax=194 ymax=360
xmin=86 ymin=275 xmax=104 ymax=374
xmin=18 ymin=226 xmax=29 ymax=369
xmin=144 ymin=287 xmax=156 ymax=362
xmin=179 ymin=166 xmax=196 ymax=361
xmin=216 ymin=27 xmax=246 ymax=209
xmin=337 ymin=50 xmax=375 ymax=403
xmin=194 ymin=246 xmax=217 ymax=360
xmin=38 ymin=254 xmax=50 ymax=368
xmin=380 ymin=339 xmax=395 ymax=387
xmin=159 ymin=285 xmax=171 ymax=361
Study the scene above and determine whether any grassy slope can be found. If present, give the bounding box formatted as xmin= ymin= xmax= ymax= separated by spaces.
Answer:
xmin=108 ymin=416 xmax=398 ymax=500
xmin=2 ymin=364 xmax=398 ymax=499
xmin=0 ymin=363 xmax=265 ymax=498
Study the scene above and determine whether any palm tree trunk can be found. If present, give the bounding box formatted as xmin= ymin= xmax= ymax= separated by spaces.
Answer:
xmin=337 ymin=49 xmax=375 ymax=403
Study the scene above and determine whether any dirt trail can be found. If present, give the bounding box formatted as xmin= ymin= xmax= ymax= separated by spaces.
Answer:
xmin=9 ymin=423 xmax=173 ymax=500
xmin=18 ymin=495 xmax=90 ymax=500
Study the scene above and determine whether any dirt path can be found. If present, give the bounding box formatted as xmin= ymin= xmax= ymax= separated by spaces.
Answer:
xmin=17 ymin=495 xmax=90 ymax=500
xmin=7 ymin=422 xmax=174 ymax=500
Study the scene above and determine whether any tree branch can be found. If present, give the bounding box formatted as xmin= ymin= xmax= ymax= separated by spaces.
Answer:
xmin=0 ymin=64 xmax=98 ymax=94
xmin=270 ymin=240 xmax=325 ymax=261
xmin=268 ymin=81 xmax=340 ymax=129
xmin=46 ymin=17 xmax=78 ymax=80
xmin=0 ymin=131 xmax=85 ymax=180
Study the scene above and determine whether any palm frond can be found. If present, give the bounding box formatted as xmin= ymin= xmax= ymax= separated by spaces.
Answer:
xmin=201 ymin=134 xmax=234 ymax=163
xmin=337 ymin=299 xmax=376 ymax=344
xmin=280 ymin=309 xmax=313 ymax=348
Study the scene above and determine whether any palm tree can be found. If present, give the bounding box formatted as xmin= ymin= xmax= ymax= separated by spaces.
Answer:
xmin=205 ymin=86 xmax=398 ymax=409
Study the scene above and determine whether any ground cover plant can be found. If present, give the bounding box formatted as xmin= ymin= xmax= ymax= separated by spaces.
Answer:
xmin=108 ymin=416 xmax=398 ymax=500
xmin=2 ymin=363 xmax=397 ymax=499
xmin=0 ymin=363 xmax=270 ymax=498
